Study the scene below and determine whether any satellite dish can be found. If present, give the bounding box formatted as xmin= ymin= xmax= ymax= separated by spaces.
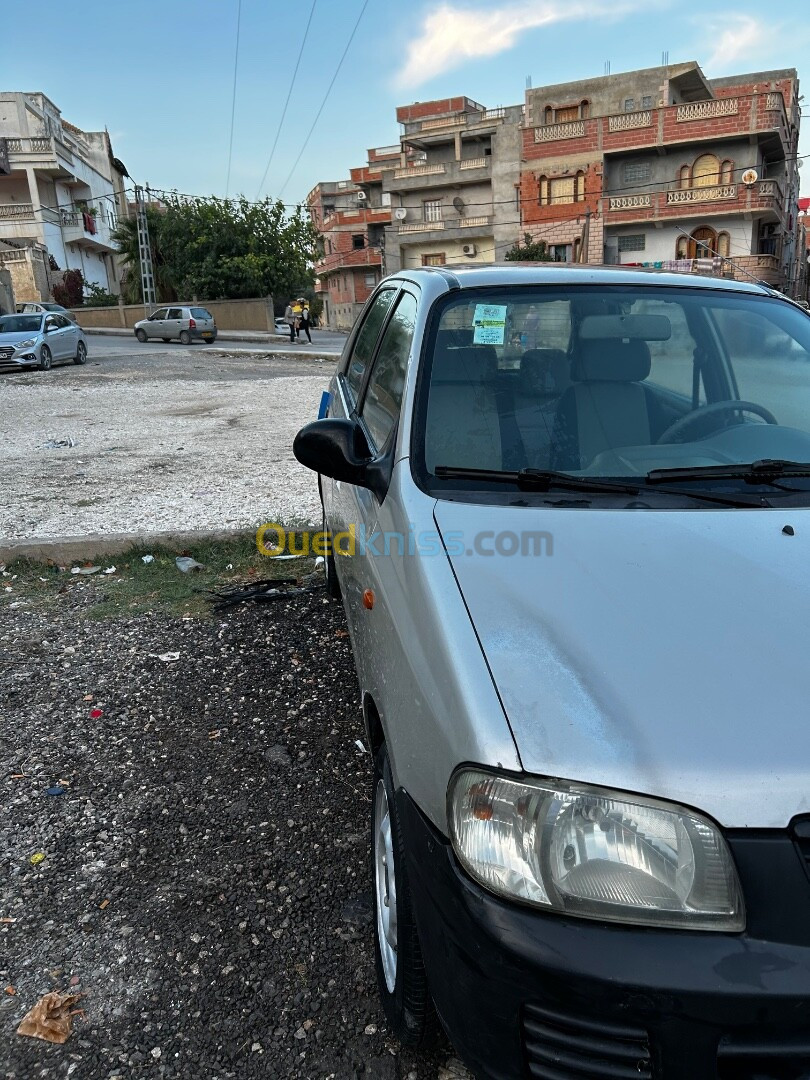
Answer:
xmin=741 ymin=169 xmax=758 ymax=186
xmin=394 ymin=207 xmax=408 ymax=220
xmin=452 ymin=196 xmax=465 ymax=215
xmin=356 ymin=190 xmax=367 ymax=201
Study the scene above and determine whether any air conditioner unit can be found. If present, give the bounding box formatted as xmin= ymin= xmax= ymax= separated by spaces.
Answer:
xmin=462 ymin=243 xmax=477 ymax=257
xmin=356 ymin=190 xmax=367 ymax=201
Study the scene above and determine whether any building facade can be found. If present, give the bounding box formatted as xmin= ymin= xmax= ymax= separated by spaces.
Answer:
xmin=0 ymin=92 xmax=127 ymax=303
xmin=522 ymin=63 xmax=801 ymax=291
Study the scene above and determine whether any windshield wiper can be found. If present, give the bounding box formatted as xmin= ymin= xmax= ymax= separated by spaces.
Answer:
xmin=434 ymin=466 xmax=761 ymax=506
xmin=646 ymin=459 xmax=810 ymax=485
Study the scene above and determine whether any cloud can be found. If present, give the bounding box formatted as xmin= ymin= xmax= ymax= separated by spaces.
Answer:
xmin=703 ymin=15 xmax=777 ymax=73
xmin=395 ymin=0 xmax=640 ymax=88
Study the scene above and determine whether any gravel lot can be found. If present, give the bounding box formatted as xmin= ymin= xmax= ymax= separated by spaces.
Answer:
xmin=0 ymin=349 xmax=331 ymax=541
xmin=0 ymin=584 xmax=460 ymax=1079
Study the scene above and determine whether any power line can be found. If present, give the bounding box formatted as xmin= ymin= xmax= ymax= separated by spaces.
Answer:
xmin=278 ymin=0 xmax=369 ymax=198
xmin=255 ymin=0 xmax=317 ymax=200
xmin=225 ymin=0 xmax=243 ymax=198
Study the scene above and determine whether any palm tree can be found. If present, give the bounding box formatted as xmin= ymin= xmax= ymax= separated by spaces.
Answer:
xmin=113 ymin=211 xmax=177 ymax=303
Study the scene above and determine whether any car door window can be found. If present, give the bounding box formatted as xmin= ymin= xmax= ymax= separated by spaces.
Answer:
xmin=151 ymin=309 xmax=168 ymax=321
xmin=360 ymin=291 xmax=417 ymax=451
xmin=53 ymin=315 xmax=70 ymax=329
xmin=344 ymin=288 xmax=398 ymax=404
xmin=167 ymin=308 xmax=182 ymax=320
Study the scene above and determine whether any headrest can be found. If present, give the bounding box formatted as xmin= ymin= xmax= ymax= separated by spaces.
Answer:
xmin=572 ymin=338 xmax=651 ymax=383
xmin=519 ymin=349 xmax=570 ymax=397
xmin=432 ymin=345 xmax=497 ymax=383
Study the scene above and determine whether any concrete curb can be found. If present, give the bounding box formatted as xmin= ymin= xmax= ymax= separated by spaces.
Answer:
xmin=0 ymin=527 xmax=258 ymax=565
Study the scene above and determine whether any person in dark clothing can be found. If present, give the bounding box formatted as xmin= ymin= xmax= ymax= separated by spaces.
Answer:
xmin=299 ymin=299 xmax=312 ymax=344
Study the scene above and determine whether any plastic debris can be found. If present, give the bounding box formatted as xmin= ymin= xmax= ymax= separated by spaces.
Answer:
xmin=156 ymin=652 xmax=180 ymax=663
xmin=141 ymin=555 xmax=155 ymax=564
xmin=103 ymin=566 xmax=116 ymax=575
xmin=354 ymin=740 xmax=367 ymax=754
xmin=45 ymin=786 xmax=65 ymax=797
xmin=175 ymin=556 xmax=205 ymax=573
xmin=70 ymin=566 xmax=101 ymax=576
xmin=29 ymin=853 xmax=46 ymax=866
xmin=16 ymin=991 xmax=83 ymax=1044
xmin=203 ymin=577 xmax=321 ymax=611
xmin=269 ymin=554 xmax=304 ymax=561
xmin=42 ymin=437 xmax=77 ymax=450
xmin=314 ymin=556 xmax=325 ymax=570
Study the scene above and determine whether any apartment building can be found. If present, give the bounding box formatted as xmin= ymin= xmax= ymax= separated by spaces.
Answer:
xmin=0 ymin=92 xmax=127 ymax=303
xmin=308 ymin=146 xmax=397 ymax=329
xmin=522 ymin=63 xmax=802 ymax=291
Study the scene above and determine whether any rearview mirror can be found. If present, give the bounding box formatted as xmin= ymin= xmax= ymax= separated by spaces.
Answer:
xmin=293 ymin=418 xmax=391 ymax=501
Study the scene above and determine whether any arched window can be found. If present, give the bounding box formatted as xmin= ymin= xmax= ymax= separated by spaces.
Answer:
xmin=544 ymin=106 xmax=553 ymax=125
xmin=676 ymin=236 xmax=689 ymax=259
xmin=580 ymin=99 xmax=590 ymax=119
xmin=692 ymin=153 xmax=721 ymax=188
xmin=538 ymin=175 xmax=549 ymax=205
xmin=716 ymin=231 xmax=731 ymax=258
xmin=720 ymin=159 xmax=734 ymax=185
xmin=572 ymin=236 xmax=582 ymax=262
xmin=575 ymin=171 xmax=585 ymax=201
xmin=679 ymin=165 xmax=691 ymax=190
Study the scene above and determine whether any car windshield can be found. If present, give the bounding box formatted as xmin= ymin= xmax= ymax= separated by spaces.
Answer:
xmin=416 ymin=284 xmax=810 ymax=499
xmin=0 ymin=315 xmax=42 ymax=333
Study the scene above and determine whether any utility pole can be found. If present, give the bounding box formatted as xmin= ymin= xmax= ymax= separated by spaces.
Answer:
xmin=580 ymin=208 xmax=591 ymax=264
xmin=134 ymin=184 xmax=156 ymax=314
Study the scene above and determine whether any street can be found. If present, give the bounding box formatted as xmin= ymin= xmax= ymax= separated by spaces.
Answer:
xmin=80 ymin=330 xmax=347 ymax=361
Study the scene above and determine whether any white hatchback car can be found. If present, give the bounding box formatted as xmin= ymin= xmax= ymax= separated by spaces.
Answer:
xmin=295 ymin=265 xmax=810 ymax=1079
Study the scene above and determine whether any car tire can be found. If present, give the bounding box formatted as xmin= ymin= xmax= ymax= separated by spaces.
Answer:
xmin=38 ymin=345 xmax=52 ymax=371
xmin=323 ymin=509 xmax=342 ymax=600
xmin=179 ymin=330 xmax=191 ymax=345
xmin=135 ymin=329 xmax=147 ymax=343
xmin=74 ymin=341 xmax=87 ymax=365
xmin=371 ymin=743 xmax=439 ymax=1048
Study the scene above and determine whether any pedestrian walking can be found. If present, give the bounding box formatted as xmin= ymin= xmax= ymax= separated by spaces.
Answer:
xmin=284 ymin=301 xmax=297 ymax=343
xmin=299 ymin=299 xmax=312 ymax=344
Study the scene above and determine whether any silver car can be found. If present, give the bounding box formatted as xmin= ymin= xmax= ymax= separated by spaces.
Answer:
xmin=294 ymin=265 xmax=810 ymax=1077
xmin=18 ymin=301 xmax=78 ymax=323
xmin=133 ymin=305 xmax=217 ymax=344
xmin=0 ymin=311 xmax=88 ymax=370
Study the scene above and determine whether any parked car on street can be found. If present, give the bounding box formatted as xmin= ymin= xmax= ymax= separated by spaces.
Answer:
xmin=0 ymin=311 xmax=87 ymax=370
xmin=294 ymin=265 xmax=810 ymax=1078
xmin=133 ymin=305 xmax=217 ymax=344
xmin=17 ymin=301 xmax=78 ymax=322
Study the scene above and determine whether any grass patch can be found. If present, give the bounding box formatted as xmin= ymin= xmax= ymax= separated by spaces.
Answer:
xmin=1 ymin=532 xmax=318 ymax=620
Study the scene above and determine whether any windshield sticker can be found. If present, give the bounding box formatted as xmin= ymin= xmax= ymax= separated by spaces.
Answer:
xmin=472 ymin=304 xmax=507 ymax=345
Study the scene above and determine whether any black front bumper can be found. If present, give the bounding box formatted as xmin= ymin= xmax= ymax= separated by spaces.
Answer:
xmin=399 ymin=792 xmax=810 ymax=1080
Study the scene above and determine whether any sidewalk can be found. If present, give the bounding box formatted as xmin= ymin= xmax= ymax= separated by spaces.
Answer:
xmin=82 ymin=327 xmax=340 ymax=345
xmin=83 ymin=326 xmax=345 ymax=357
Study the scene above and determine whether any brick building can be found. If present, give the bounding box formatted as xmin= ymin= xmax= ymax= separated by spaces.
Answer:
xmin=522 ymin=63 xmax=802 ymax=290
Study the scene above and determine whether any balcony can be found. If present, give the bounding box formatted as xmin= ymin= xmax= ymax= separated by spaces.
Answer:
xmin=314 ymin=247 xmax=382 ymax=275
xmin=394 ymin=213 xmax=493 ymax=236
xmin=604 ymin=179 xmax=783 ymax=222
xmin=59 ymin=209 xmax=116 ymax=251
xmin=6 ymin=135 xmax=76 ymax=178
xmin=387 ymin=157 xmax=491 ymax=192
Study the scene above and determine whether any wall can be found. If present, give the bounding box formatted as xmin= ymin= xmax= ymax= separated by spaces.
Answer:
xmin=399 ymin=236 xmax=496 ymax=269
xmin=71 ymin=296 xmax=275 ymax=331
xmin=0 ymin=267 xmax=14 ymax=313
xmin=606 ymin=216 xmax=755 ymax=263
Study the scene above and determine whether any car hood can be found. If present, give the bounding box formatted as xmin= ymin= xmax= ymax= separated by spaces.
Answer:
xmin=434 ymin=501 xmax=810 ymax=828
xmin=0 ymin=331 xmax=41 ymax=345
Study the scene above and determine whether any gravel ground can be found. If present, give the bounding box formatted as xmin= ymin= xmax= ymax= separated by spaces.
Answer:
xmin=0 ymin=351 xmax=330 ymax=541
xmin=0 ymin=587 xmax=463 ymax=1079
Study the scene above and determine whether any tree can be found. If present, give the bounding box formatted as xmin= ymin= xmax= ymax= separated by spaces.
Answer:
xmin=113 ymin=195 xmax=319 ymax=303
xmin=504 ymin=233 xmax=554 ymax=263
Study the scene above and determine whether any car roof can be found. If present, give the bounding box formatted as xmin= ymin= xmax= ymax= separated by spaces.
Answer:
xmin=393 ymin=263 xmax=776 ymax=297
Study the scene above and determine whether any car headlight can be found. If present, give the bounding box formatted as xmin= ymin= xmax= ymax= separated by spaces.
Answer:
xmin=14 ymin=339 xmax=37 ymax=350
xmin=449 ymin=770 xmax=744 ymax=931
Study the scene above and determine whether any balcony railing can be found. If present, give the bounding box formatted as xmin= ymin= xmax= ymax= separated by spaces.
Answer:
xmin=420 ymin=114 xmax=467 ymax=131
xmin=608 ymin=194 xmax=652 ymax=211
xmin=459 ymin=157 xmax=487 ymax=170
xmin=608 ymin=110 xmax=652 ymax=132
xmin=460 ymin=215 xmax=492 ymax=227
xmin=393 ymin=164 xmax=446 ymax=179
xmin=0 ymin=202 xmax=35 ymax=220
xmin=0 ymin=249 xmax=27 ymax=263
xmin=676 ymin=98 xmax=738 ymax=122
xmin=533 ymin=120 xmax=585 ymax=142
xmin=398 ymin=221 xmax=445 ymax=233
xmin=666 ymin=184 xmax=737 ymax=205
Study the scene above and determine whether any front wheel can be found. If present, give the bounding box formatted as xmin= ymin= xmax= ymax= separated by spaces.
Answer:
xmin=135 ymin=328 xmax=147 ymax=343
xmin=179 ymin=330 xmax=191 ymax=345
xmin=371 ymin=744 xmax=438 ymax=1047
xmin=38 ymin=345 xmax=52 ymax=371
xmin=74 ymin=341 xmax=87 ymax=365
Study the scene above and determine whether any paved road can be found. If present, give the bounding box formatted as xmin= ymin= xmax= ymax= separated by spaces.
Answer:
xmin=84 ymin=330 xmax=346 ymax=358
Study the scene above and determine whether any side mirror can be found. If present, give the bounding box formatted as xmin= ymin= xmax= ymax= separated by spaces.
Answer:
xmin=44 ymin=322 xmax=55 ymax=333
xmin=293 ymin=418 xmax=391 ymax=501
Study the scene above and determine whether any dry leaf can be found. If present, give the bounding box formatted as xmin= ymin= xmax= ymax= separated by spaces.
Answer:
xmin=17 ymin=992 xmax=83 ymax=1044
xmin=99 ymin=899 xmax=109 ymax=910
xmin=5 ymin=986 xmax=15 ymax=995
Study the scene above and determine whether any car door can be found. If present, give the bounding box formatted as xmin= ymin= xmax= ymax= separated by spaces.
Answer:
xmin=146 ymin=308 xmax=168 ymax=338
xmin=55 ymin=313 xmax=79 ymax=358
xmin=166 ymin=307 xmax=183 ymax=340
xmin=330 ymin=287 xmax=418 ymax=651
xmin=43 ymin=315 xmax=67 ymax=359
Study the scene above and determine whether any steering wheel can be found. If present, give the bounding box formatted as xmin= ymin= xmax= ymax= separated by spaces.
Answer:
xmin=657 ymin=400 xmax=778 ymax=445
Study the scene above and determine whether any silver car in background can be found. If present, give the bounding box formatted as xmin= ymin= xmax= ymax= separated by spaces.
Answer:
xmin=0 ymin=312 xmax=88 ymax=371
xmin=294 ymin=265 xmax=810 ymax=1078
xmin=133 ymin=305 xmax=217 ymax=344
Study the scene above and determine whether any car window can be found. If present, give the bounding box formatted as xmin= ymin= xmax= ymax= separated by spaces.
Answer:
xmin=167 ymin=308 xmax=182 ymax=319
xmin=344 ymin=288 xmax=398 ymax=403
xmin=630 ymin=296 xmax=705 ymax=404
xmin=190 ymin=307 xmax=212 ymax=319
xmin=52 ymin=315 xmax=70 ymax=329
xmin=151 ymin=309 xmax=168 ymax=320
xmin=361 ymin=291 xmax=417 ymax=451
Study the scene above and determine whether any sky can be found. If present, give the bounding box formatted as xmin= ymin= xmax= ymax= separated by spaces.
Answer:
xmin=6 ymin=0 xmax=810 ymax=205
